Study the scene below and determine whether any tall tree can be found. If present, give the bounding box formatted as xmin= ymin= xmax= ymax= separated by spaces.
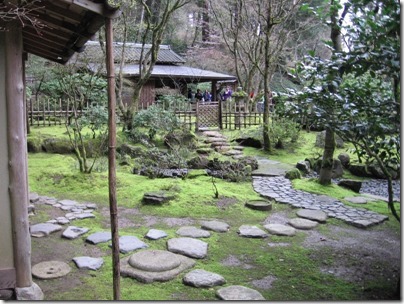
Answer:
xmin=210 ymin=0 xmax=303 ymax=151
xmin=113 ymin=0 xmax=190 ymax=131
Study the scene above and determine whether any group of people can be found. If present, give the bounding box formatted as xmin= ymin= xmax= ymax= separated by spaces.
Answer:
xmin=187 ymin=86 xmax=233 ymax=102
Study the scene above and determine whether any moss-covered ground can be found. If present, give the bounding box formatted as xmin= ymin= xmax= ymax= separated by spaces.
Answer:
xmin=28 ymin=125 xmax=400 ymax=301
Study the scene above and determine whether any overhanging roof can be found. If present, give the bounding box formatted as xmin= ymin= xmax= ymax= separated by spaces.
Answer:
xmin=81 ymin=41 xmax=186 ymax=64
xmin=16 ymin=0 xmax=119 ymax=64
xmin=122 ymin=64 xmax=237 ymax=81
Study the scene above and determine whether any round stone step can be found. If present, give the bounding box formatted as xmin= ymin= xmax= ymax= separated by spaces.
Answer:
xmin=263 ymin=223 xmax=296 ymax=236
xmin=288 ymin=218 xmax=319 ymax=230
xmin=216 ymin=285 xmax=265 ymax=300
xmin=129 ymin=250 xmax=181 ymax=272
xmin=245 ymin=200 xmax=272 ymax=211
xmin=32 ymin=261 xmax=71 ymax=279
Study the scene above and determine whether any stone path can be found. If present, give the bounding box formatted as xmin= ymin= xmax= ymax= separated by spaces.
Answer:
xmin=253 ymin=175 xmax=389 ymax=228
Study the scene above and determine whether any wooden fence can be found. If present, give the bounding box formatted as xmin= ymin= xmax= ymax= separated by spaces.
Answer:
xmin=27 ymin=97 xmax=266 ymax=130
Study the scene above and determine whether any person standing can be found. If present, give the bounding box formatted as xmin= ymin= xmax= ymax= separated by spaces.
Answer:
xmin=203 ymin=90 xmax=212 ymax=102
xmin=195 ymin=89 xmax=203 ymax=101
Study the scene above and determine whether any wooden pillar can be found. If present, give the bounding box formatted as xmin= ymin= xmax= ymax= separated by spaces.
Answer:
xmin=105 ymin=17 xmax=120 ymax=301
xmin=5 ymin=22 xmax=32 ymax=288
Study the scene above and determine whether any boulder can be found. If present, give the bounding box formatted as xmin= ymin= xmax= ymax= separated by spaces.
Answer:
xmin=41 ymin=138 xmax=73 ymax=154
xmin=332 ymin=159 xmax=344 ymax=178
xmin=285 ymin=168 xmax=301 ymax=180
xmin=338 ymin=179 xmax=362 ymax=193
xmin=234 ymin=137 xmax=262 ymax=148
xmin=296 ymin=161 xmax=310 ymax=174
xmin=338 ymin=153 xmax=350 ymax=168
xmin=142 ymin=191 xmax=176 ymax=205
xmin=315 ymin=131 xmax=344 ymax=148
xmin=117 ymin=143 xmax=144 ymax=158
xmin=348 ymin=163 xmax=372 ymax=178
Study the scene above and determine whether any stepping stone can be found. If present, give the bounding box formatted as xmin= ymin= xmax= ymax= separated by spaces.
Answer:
xmin=216 ymin=285 xmax=265 ymax=300
xmin=263 ymin=224 xmax=296 ymax=236
xmin=30 ymin=223 xmax=63 ymax=238
xmin=237 ymin=225 xmax=268 ymax=238
xmin=167 ymin=237 xmax=208 ymax=259
xmin=32 ymin=261 xmax=71 ymax=279
xmin=56 ymin=217 xmax=70 ymax=225
xmin=120 ymin=249 xmax=196 ymax=283
xmin=75 ymin=213 xmax=96 ymax=220
xmin=86 ymin=231 xmax=112 ymax=244
xmin=223 ymin=149 xmax=243 ymax=156
xmin=344 ymin=196 xmax=368 ymax=204
xmin=296 ymin=209 xmax=328 ymax=223
xmin=183 ymin=269 xmax=226 ymax=288
xmin=200 ymin=220 xmax=229 ymax=233
xmin=110 ymin=236 xmax=148 ymax=254
xmin=145 ymin=229 xmax=168 ymax=240
xmin=203 ymin=131 xmax=224 ymax=138
xmin=72 ymin=257 xmax=103 ymax=270
xmin=29 ymin=193 xmax=40 ymax=203
xmin=62 ymin=226 xmax=89 ymax=239
xmin=58 ymin=199 xmax=78 ymax=207
xmin=86 ymin=203 xmax=98 ymax=209
xmin=176 ymin=226 xmax=211 ymax=238
xmin=245 ymin=200 xmax=272 ymax=211
xmin=288 ymin=218 xmax=319 ymax=230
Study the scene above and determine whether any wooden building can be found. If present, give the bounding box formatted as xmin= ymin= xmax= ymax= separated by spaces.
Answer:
xmin=0 ymin=0 xmax=118 ymax=300
xmin=78 ymin=41 xmax=237 ymax=108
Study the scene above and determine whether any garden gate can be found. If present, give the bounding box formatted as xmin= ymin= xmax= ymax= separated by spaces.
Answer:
xmin=196 ymin=101 xmax=221 ymax=131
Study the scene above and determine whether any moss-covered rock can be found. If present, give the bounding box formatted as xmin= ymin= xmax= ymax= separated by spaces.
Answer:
xmin=42 ymin=138 xmax=73 ymax=154
xmin=285 ymin=168 xmax=301 ymax=180
xmin=27 ymin=137 xmax=43 ymax=153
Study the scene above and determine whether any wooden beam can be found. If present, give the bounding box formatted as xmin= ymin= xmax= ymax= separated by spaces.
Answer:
xmin=58 ymin=0 xmax=121 ymax=18
xmin=5 ymin=22 xmax=32 ymax=288
xmin=105 ymin=17 xmax=120 ymax=301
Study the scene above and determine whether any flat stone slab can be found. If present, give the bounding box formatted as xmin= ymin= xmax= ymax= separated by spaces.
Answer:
xmin=238 ymin=225 xmax=268 ymax=238
xmin=72 ymin=257 xmax=103 ymax=270
xmin=167 ymin=237 xmax=208 ymax=259
xmin=183 ymin=269 xmax=226 ymax=288
xmin=62 ymin=226 xmax=89 ymax=239
xmin=296 ymin=209 xmax=328 ymax=223
xmin=252 ymin=157 xmax=294 ymax=177
xmin=29 ymin=193 xmax=40 ymax=203
xmin=30 ymin=223 xmax=63 ymax=237
xmin=120 ymin=250 xmax=196 ymax=283
xmin=75 ymin=213 xmax=96 ymax=220
xmin=86 ymin=231 xmax=112 ymax=244
xmin=176 ymin=226 xmax=211 ymax=238
xmin=203 ymin=131 xmax=225 ymax=138
xmin=263 ymin=224 xmax=296 ymax=236
xmin=288 ymin=218 xmax=319 ymax=230
xmin=32 ymin=261 xmax=71 ymax=279
xmin=344 ymin=196 xmax=369 ymax=204
xmin=110 ymin=236 xmax=148 ymax=254
xmin=58 ymin=199 xmax=78 ymax=207
xmin=200 ymin=220 xmax=229 ymax=233
xmin=216 ymin=285 xmax=265 ymax=300
xmin=145 ymin=229 xmax=168 ymax=240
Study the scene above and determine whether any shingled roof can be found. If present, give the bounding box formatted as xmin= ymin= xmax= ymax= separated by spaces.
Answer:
xmin=81 ymin=41 xmax=186 ymax=64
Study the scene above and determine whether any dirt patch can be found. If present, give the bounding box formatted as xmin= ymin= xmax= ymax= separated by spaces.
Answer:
xmin=221 ymin=254 xmax=256 ymax=269
xmin=251 ymin=275 xmax=277 ymax=290
xmin=216 ymin=196 xmax=238 ymax=209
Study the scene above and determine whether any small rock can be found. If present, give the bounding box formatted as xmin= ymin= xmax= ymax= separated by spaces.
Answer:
xmin=62 ymin=226 xmax=89 ymax=239
xmin=237 ymin=225 xmax=268 ymax=238
xmin=216 ymin=285 xmax=265 ymax=300
xmin=183 ymin=269 xmax=226 ymax=288
xmin=30 ymin=223 xmax=63 ymax=237
xmin=86 ymin=231 xmax=112 ymax=244
xmin=296 ymin=209 xmax=328 ymax=223
xmin=111 ymin=236 xmax=148 ymax=254
xmin=29 ymin=193 xmax=40 ymax=203
xmin=167 ymin=237 xmax=208 ymax=259
xmin=58 ymin=199 xmax=78 ymax=207
xmin=200 ymin=220 xmax=229 ymax=233
xmin=263 ymin=224 xmax=296 ymax=236
xmin=288 ymin=218 xmax=319 ymax=230
xmin=73 ymin=257 xmax=103 ymax=270
xmin=176 ymin=226 xmax=211 ymax=238
xmin=145 ymin=229 xmax=168 ymax=240
xmin=142 ymin=191 xmax=176 ymax=205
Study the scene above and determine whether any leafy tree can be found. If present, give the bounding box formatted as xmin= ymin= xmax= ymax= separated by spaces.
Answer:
xmin=284 ymin=0 xmax=400 ymax=220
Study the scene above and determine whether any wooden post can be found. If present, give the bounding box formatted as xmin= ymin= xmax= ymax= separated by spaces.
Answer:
xmin=5 ymin=21 xmax=32 ymax=288
xmin=105 ymin=17 xmax=120 ymax=301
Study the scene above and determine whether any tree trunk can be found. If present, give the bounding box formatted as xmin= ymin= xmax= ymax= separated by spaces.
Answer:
xmin=318 ymin=0 xmax=343 ymax=184
xmin=319 ymin=127 xmax=335 ymax=185
xmin=200 ymin=0 xmax=210 ymax=42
